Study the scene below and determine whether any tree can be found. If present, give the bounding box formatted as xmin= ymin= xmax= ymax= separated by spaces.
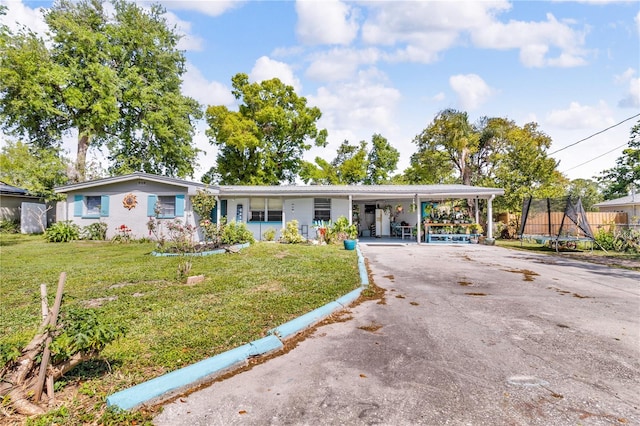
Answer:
xmin=488 ymin=122 xmax=567 ymax=213
xmin=365 ymin=133 xmax=400 ymax=184
xmin=299 ymin=134 xmax=399 ymax=185
xmin=204 ymin=73 xmax=327 ymax=185
xmin=598 ymin=120 xmax=640 ymax=200
xmin=0 ymin=0 xmax=201 ymax=181
xmin=409 ymin=109 xmax=479 ymax=185
xmin=567 ymin=179 xmax=603 ymax=211
xmin=0 ymin=141 xmax=69 ymax=201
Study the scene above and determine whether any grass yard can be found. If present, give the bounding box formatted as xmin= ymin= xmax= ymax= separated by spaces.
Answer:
xmin=496 ymin=239 xmax=640 ymax=271
xmin=0 ymin=234 xmax=361 ymax=424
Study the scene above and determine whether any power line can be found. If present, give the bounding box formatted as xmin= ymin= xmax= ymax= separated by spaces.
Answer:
xmin=548 ymin=112 xmax=640 ymax=156
xmin=561 ymin=142 xmax=628 ymax=173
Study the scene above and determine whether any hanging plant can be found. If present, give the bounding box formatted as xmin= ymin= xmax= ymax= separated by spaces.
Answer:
xmin=409 ymin=202 xmax=417 ymax=213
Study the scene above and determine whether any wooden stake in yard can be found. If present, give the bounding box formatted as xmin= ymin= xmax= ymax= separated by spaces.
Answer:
xmin=33 ymin=272 xmax=65 ymax=403
xmin=40 ymin=284 xmax=48 ymax=322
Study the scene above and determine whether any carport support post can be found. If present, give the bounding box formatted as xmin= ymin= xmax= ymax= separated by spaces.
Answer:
xmin=475 ymin=197 xmax=480 ymax=224
xmin=348 ymin=195 xmax=352 ymax=225
xmin=487 ymin=195 xmax=494 ymax=239
xmin=416 ymin=195 xmax=421 ymax=244
xmin=215 ymin=196 xmax=221 ymax=229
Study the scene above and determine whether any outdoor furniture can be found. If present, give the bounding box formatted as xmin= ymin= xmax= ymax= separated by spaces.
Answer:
xmin=400 ymin=225 xmax=413 ymax=240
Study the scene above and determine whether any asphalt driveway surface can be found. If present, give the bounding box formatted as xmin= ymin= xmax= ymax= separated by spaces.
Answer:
xmin=154 ymin=244 xmax=640 ymax=426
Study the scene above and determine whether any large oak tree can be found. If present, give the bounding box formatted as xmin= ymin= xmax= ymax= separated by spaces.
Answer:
xmin=0 ymin=0 xmax=201 ymax=181
xmin=204 ymin=73 xmax=327 ymax=185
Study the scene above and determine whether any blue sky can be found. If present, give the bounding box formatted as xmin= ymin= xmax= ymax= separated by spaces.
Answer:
xmin=1 ymin=0 xmax=639 ymax=183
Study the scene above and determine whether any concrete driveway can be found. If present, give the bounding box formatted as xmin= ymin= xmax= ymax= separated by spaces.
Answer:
xmin=154 ymin=244 xmax=640 ymax=426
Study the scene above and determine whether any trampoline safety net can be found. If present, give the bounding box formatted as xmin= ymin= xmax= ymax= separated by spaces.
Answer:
xmin=519 ymin=196 xmax=595 ymax=241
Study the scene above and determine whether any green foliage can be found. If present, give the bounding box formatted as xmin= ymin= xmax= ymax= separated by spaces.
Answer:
xmin=567 ymin=178 xmax=603 ymax=211
xmin=595 ymin=225 xmax=640 ymax=253
xmin=44 ymin=221 xmax=80 ymax=242
xmin=81 ymin=221 xmax=108 ymax=240
xmin=0 ymin=0 xmax=201 ymax=181
xmin=598 ymin=120 xmax=640 ymax=200
xmin=0 ymin=341 xmax=21 ymax=366
xmin=262 ymin=227 xmax=276 ymax=241
xmin=0 ymin=141 xmax=68 ymax=201
xmin=280 ymin=220 xmax=305 ymax=244
xmin=300 ymin=134 xmax=399 ymax=185
xmin=49 ymin=308 xmax=127 ymax=364
xmin=220 ymin=220 xmax=255 ymax=245
xmin=325 ymin=216 xmax=358 ymax=243
xmin=191 ymin=188 xmax=217 ymax=220
xmin=0 ymin=219 xmax=20 ymax=234
xmin=26 ymin=406 xmax=70 ymax=426
xmin=204 ymin=73 xmax=327 ymax=184
xmin=99 ymin=406 xmax=153 ymax=425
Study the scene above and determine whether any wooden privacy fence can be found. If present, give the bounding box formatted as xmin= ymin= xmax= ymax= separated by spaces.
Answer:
xmin=516 ymin=212 xmax=627 ymax=236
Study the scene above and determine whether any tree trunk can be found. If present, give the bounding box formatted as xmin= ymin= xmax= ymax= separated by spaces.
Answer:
xmin=76 ymin=132 xmax=91 ymax=182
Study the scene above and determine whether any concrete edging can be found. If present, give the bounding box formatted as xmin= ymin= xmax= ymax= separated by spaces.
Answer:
xmin=106 ymin=242 xmax=369 ymax=411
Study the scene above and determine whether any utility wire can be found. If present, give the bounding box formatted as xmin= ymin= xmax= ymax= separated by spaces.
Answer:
xmin=548 ymin=112 xmax=640 ymax=156
xmin=561 ymin=142 xmax=628 ymax=173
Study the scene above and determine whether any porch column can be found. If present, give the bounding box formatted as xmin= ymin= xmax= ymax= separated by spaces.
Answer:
xmin=415 ymin=195 xmax=421 ymax=244
xmin=281 ymin=197 xmax=286 ymax=233
xmin=348 ymin=195 xmax=353 ymax=225
xmin=475 ymin=197 xmax=480 ymax=224
xmin=215 ymin=196 xmax=221 ymax=228
xmin=487 ymin=195 xmax=495 ymax=239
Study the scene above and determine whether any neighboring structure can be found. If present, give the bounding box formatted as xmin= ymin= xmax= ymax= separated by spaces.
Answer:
xmin=594 ymin=191 xmax=640 ymax=230
xmin=0 ymin=181 xmax=49 ymax=233
xmin=54 ymin=172 xmax=505 ymax=242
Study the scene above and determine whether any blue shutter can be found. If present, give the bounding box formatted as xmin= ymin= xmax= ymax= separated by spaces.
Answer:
xmin=74 ymin=195 xmax=83 ymax=217
xmin=100 ymin=195 xmax=110 ymax=217
xmin=147 ymin=195 xmax=157 ymax=217
xmin=175 ymin=194 xmax=185 ymax=217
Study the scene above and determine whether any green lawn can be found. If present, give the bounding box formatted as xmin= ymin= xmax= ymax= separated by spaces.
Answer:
xmin=0 ymin=234 xmax=360 ymax=423
xmin=496 ymin=239 xmax=640 ymax=271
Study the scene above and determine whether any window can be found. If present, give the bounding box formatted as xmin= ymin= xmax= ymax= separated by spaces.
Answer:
xmin=74 ymin=195 xmax=109 ymax=217
xmin=147 ymin=194 xmax=185 ymax=218
xmin=86 ymin=196 xmax=101 ymax=216
xmin=157 ymin=196 xmax=176 ymax=217
xmin=314 ymin=198 xmax=331 ymax=221
xmin=249 ymin=198 xmax=283 ymax=222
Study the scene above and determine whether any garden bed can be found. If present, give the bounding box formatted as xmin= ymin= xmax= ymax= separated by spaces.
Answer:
xmin=151 ymin=242 xmax=251 ymax=256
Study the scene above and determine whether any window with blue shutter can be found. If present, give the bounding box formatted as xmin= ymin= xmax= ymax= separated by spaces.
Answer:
xmin=147 ymin=195 xmax=158 ymax=217
xmin=175 ymin=194 xmax=185 ymax=217
xmin=100 ymin=195 xmax=110 ymax=217
xmin=74 ymin=195 xmax=83 ymax=217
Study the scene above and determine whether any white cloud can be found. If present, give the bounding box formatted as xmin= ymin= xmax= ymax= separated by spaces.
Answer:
xmin=249 ymin=56 xmax=302 ymax=92
xmin=472 ymin=13 xmax=589 ymax=68
xmin=432 ymin=92 xmax=446 ymax=102
xmin=449 ymin=74 xmax=495 ymax=110
xmin=615 ymin=68 xmax=640 ymax=108
xmin=154 ymin=1 xmax=242 ymax=17
xmin=162 ymin=10 xmax=204 ymax=51
xmin=307 ymin=68 xmax=401 ymax=156
xmin=182 ymin=63 xmax=236 ymax=108
xmin=545 ymin=101 xmax=615 ymax=129
xmin=0 ymin=0 xmax=49 ymax=37
xmin=295 ymin=0 xmax=359 ymax=45
xmin=305 ymin=47 xmax=380 ymax=82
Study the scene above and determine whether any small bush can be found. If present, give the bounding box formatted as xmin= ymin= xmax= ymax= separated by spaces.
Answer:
xmin=0 ymin=219 xmax=20 ymax=234
xmin=280 ymin=220 xmax=305 ymax=244
xmin=44 ymin=221 xmax=80 ymax=242
xmin=221 ymin=221 xmax=255 ymax=245
xmin=594 ymin=226 xmax=616 ymax=251
xmin=82 ymin=222 xmax=108 ymax=240
xmin=262 ymin=227 xmax=277 ymax=241
xmin=325 ymin=216 xmax=357 ymax=244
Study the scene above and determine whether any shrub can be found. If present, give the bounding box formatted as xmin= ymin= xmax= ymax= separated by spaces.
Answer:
xmin=325 ymin=216 xmax=357 ymax=244
xmin=44 ymin=221 xmax=80 ymax=243
xmin=0 ymin=219 xmax=20 ymax=234
xmin=221 ymin=221 xmax=255 ymax=245
xmin=594 ymin=226 xmax=616 ymax=251
xmin=111 ymin=224 xmax=133 ymax=243
xmin=81 ymin=222 xmax=108 ymax=240
xmin=280 ymin=220 xmax=305 ymax=244
xmin=262 ymin=227 xmax=277 ymax=241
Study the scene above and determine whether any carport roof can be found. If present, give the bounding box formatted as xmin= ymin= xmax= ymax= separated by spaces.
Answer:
xmin=54 ymin=172 xmax=504 ymax=200
xmin=220 ymin=184 xmax=504 ymax=200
